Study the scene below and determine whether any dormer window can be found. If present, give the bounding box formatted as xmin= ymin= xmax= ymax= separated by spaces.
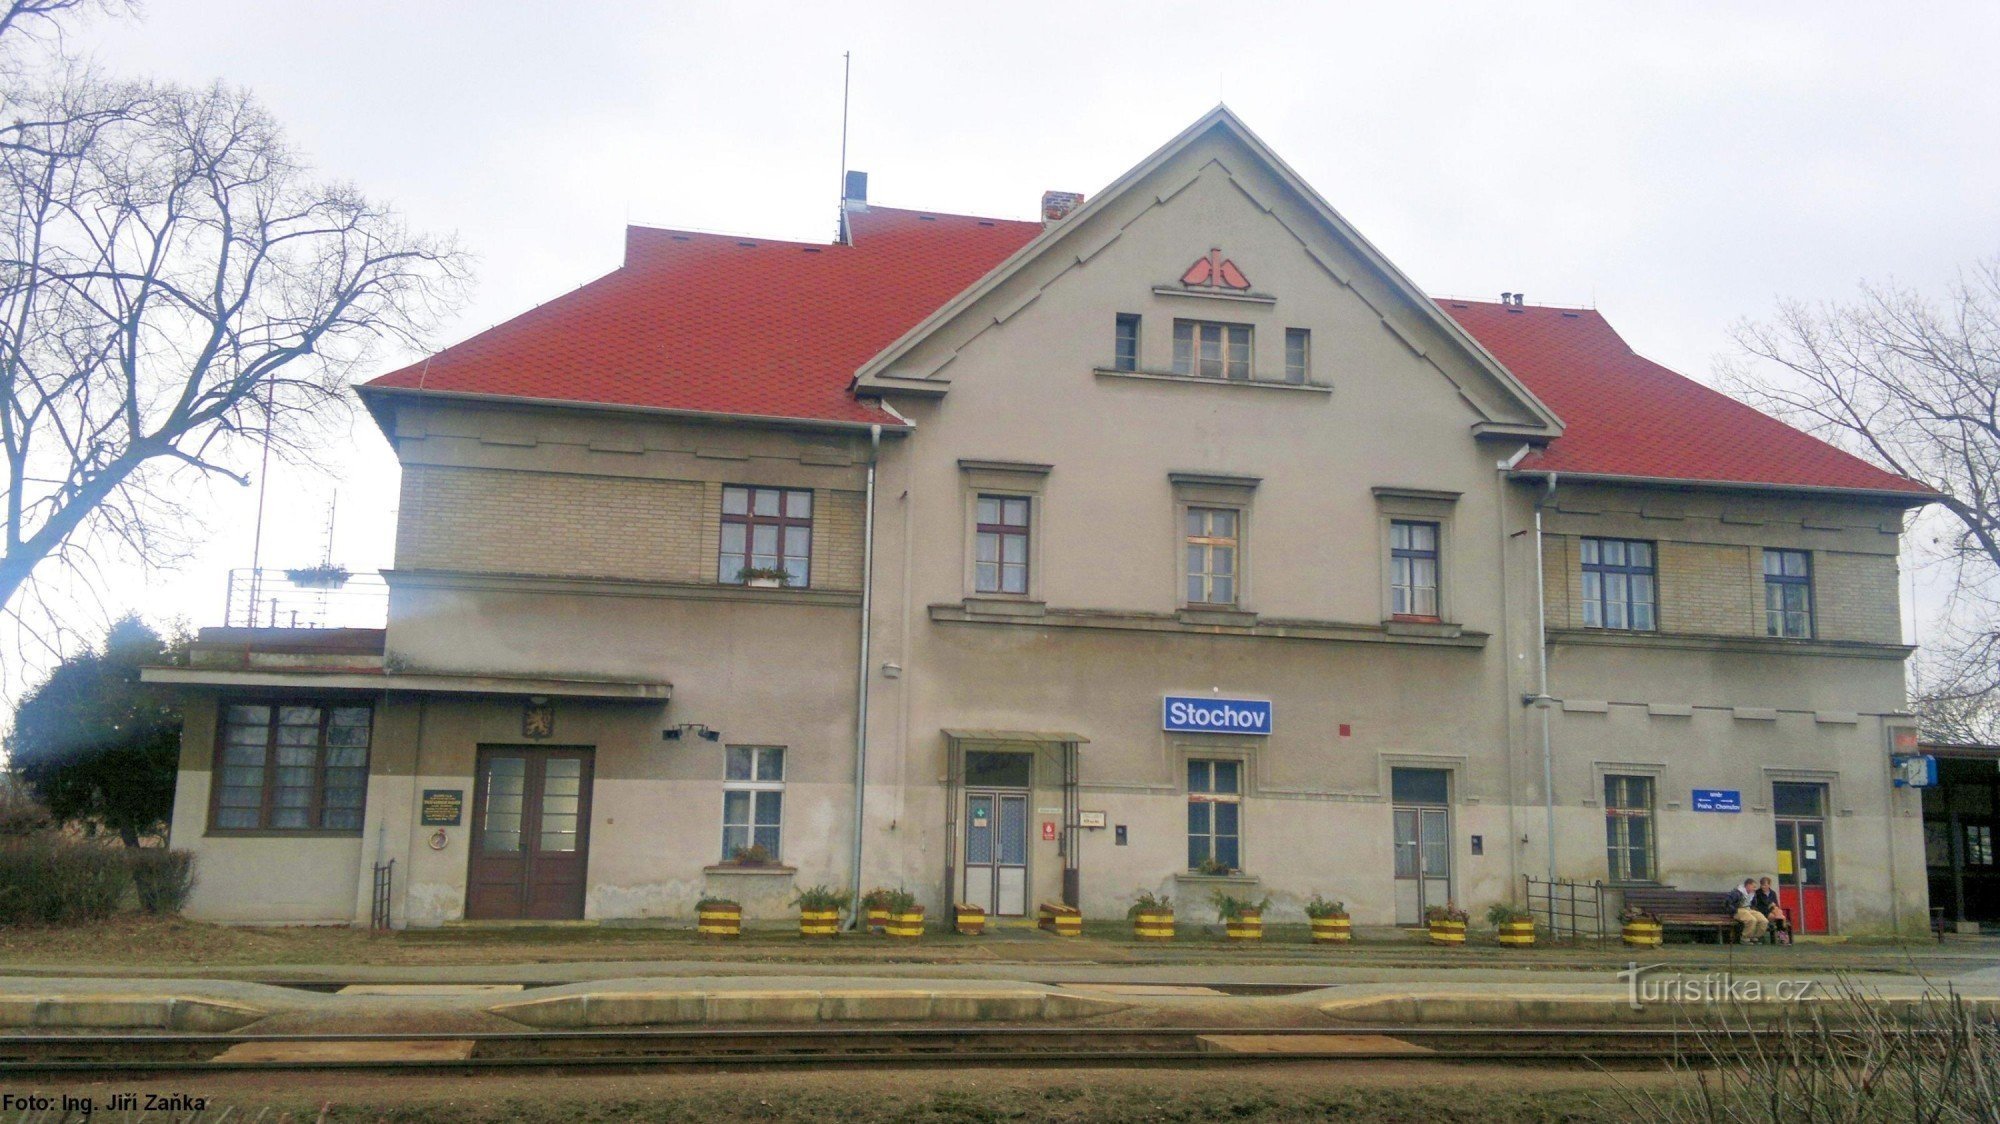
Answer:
xmin=1172 ymin=319 xmax=1251 ymax=381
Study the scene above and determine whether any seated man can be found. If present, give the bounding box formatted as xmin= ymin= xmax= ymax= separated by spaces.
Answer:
xmin=1753 ymin=876 xmax=1792 ymax=944
xmin=1727 ymin=878 xmax=1769 ymax=943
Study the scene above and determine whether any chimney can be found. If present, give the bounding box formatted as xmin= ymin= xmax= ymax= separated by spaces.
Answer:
xmin=843 ymin=170 xmax=869 ymax=209
xmin=1514 ymin=292 xmax=1526 ymax=306
xmin=1041 ymin=190 xmax=1084 ymax=224
xmin=1500 ymin=291 xmax=1513 ymax=304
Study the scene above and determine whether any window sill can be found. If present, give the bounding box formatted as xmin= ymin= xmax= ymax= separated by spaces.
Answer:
xmin=702 ymin=864 xmax=798 ymax=877
xmin=1178 ymin=606 xmax=1258 ymax=628
xmin=962 ymin=596 xmax=1045 ymax=618
xmin=1383 ymin=618 xmax=1466 ymax=640
xmin=204 ymin=829 xmax=365 ymax=840
xmin=1094 ymin=367 xmax=1332 ymax=394
xmin=929 ymin=602 xmax=1489 ymax=648
xmin=1174 ymin=871 xmax=1262 ymax=887
xmin=1547 ymin=628 xmax=1912 ymax=661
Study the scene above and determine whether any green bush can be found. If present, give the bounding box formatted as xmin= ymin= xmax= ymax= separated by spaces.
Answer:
xmin=129 ymin=848 xmax=196 ymax=914
xmin=790 ymin=884 xmax=848 ymax=912
xmin=0 ymin=836 xmax=132 ymax=925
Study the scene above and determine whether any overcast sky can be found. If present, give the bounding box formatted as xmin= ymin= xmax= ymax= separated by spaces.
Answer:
xmin=42 ymin=0 xmax=2000 ymax=670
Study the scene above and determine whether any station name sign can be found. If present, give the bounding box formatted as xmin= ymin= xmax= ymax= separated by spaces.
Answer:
xmin=1691 ymin=789 xmax=1741 ymax=813
xmin=1163 ymin=696 xmax=1272 ymax=735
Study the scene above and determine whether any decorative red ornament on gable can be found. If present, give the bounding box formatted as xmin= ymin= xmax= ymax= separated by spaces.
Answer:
xmin=1181 ymin=247 xmax=1251 ymax=290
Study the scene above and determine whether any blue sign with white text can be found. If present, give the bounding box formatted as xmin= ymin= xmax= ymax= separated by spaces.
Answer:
xmin=1163 ymin=696 xmax=1273 ymax=736
xmin=1692 ymin=789 xmax=1742 ymax=812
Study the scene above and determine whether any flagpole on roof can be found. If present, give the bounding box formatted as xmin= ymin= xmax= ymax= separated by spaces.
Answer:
xmin=837 ymin=50 xmax=852 ymax=245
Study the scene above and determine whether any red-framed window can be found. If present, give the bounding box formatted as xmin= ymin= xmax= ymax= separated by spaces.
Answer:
xmin=719 ymin=485 xmax=812 ymax=586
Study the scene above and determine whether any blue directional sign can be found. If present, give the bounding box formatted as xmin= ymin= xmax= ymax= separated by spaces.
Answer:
xmin=1163 ymin=696 xmax=1273 ymax=736
xmin=1692 ymin=789 xmax=1742 ymax=812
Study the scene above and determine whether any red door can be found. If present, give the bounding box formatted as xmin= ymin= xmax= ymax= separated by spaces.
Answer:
xmin=466 ymin=746 xmax=592 ymax=920
xmin=1773 ymin=783 xmax=1829 ymax=934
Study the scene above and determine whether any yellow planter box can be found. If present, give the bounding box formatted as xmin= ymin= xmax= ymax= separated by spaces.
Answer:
xmin=865 ymin=906 xmax=889 ymax=934
xmin=1225 ymin=912 xmax=1264 ymax=941
xmin=799 ymin=908 xmax=840 ymax=937
xmin=953 ymin=905 xmax=985 ymax=935
xmin=1428 ymin=918 xmax=1467 ymax=945
xmin=886 ymin=909 xmax=925 ymax=940
xmin=1132 ymin=911 xmax=1175 ymax=941
xmin=696 ymin=904 xmax=741 ymax=938
xmin=1310 ymin=916 xmax=1351 ymax=943
xmin=1496 ymin=918 xmax=1536 ymax=946
xmin=1038 ymin=901 xmax=1082 ymax=937
xmin=1623 ymin=918 xmax=1663 ymax=947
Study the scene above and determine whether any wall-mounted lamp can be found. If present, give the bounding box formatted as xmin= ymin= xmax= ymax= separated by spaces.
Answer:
xmin=664 ymin=723 xmax=721 ymax=742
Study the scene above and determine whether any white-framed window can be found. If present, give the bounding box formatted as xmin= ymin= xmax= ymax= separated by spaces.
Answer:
xmin=1187 ymin=758 xmax=1242 ymax=871
xmin=1184 ymin=506 xmax=1240 ymax=606
xmin=1604 ymin=774 xmax=1656 ymax=882
xmin=1580 ymin=537 xmax=1656 ymax=631
xmin=1172 ymin=319 xmax=1252 ymax=380
xmin=722 ymin=745 xmax=785 ymax=861
xmin=1763 ymin=549 xmax=1813 ymax=639
xmin=1284 ymin=328 xmax=1310 ymax=384
xmin=1390 ymin=519 xmax=1440 ymax=619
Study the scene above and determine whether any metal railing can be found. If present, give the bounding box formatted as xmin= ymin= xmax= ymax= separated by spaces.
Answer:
xmin=1524 ymin=875 xmax=1607 ymax=944
xmin=371 ymin=860 xmax=395 ymax=930
xmin=225 ymin=567 xmax=387 ymax=630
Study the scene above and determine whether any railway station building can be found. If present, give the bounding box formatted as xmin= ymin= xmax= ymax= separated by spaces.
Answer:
xmin=149 ymin=108 xmax=1939 ymax=934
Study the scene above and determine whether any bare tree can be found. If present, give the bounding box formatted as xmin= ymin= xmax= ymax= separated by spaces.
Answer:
xmin=1727 ymin=258 xmax=2000 ymax=733
xmin=0 ymin=6 xmax=466 ymax=653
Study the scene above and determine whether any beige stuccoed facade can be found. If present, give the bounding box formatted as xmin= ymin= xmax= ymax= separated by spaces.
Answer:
xmin=156 ymin=111 xmax=1931 ymax=934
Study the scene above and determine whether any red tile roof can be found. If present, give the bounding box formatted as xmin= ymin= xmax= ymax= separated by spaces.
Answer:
xmin=1438 ymin=300 xmax=1933 ymax=497
xmin=364 ymin=207 xmax=1932 ymax=499
xmin=365 ymin=206 xmax=1044 ymax=427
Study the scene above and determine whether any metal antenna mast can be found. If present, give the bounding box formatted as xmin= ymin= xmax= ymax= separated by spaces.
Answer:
xmin=837 ymin=50 xmax=852 ymax=244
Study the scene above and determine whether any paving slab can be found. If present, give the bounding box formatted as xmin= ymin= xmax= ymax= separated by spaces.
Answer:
xmin=486 ymin=976 xmax=1131 ymax=1028
xmin=215 ymin=1039 xmax=476 ymax=1063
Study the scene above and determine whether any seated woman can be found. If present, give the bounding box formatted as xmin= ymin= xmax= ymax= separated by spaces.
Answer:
xmin=1753 ymin=876 xmax=1792 ymax=944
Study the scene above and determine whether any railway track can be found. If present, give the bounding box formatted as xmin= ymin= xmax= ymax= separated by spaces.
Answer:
xmin=0 ymin=1025 xmax=1835 ymax=1075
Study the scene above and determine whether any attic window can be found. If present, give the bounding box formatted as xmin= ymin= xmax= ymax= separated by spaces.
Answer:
xmin=802 ymin=247 xmax=822 ymax=254
xmin=918 ymin=215 xmax=937 ymax=221
xmin=977 ymin=220 xmax=995 ymax=227
xmin=671 ymin=235 xmax=692 ymax=242
xmin=736 ymin=241 xmax=758 ymax=248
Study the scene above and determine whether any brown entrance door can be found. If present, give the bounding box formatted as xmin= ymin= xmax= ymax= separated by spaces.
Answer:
xmin=466 ymin=746 xmax=593 ymax=920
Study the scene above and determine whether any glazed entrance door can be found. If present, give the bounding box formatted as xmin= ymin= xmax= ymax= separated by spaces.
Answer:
xmin=1773 ymin=782 xmax=1829 ymax=934
xmin=1392 ymin=768 xmax=1453 ymax=926
xmin=962 ymin=790 xmax=1029 ymax=916
xmin=466 ymin=746 xmax=593 ymax=920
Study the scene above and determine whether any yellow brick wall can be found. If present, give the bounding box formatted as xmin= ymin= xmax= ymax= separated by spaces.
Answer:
xmin=1655 ymin=541 xmax=1758 ymax=636
xmin=1539 ymin=532 xmax=1900 ymax=644
xmin=1811 ymin=550 xmax=1901 ymax=643
xmin=398 ymin=466 xmax=864 ymax=591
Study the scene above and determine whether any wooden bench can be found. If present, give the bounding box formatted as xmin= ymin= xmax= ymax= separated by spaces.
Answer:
xmin=1622 ymin=888 xmax=1741 ymax=943
xmin=1037 ymin=901 xmax=1082 ymax=937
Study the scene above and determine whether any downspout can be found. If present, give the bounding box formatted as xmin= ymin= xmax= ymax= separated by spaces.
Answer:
xmin=1531 ymin=471 xmax=1559 ymax=882
xmin=1496 ymin=444 xmax=1532 ymax=902
xmin=847 ymin=424 xmax=882 ymax=927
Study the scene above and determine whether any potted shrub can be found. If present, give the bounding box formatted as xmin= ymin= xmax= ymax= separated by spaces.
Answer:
xmin=696 ymin=896 xmax=742 ymax=938
xmin=1305 ymin=895 xmax=1350 ymax=943
xmin=882 ymin=887 xmax=925 ymax=940
xmin=1425 ymin=901 xmax=1469 ymax=945
xmin=1213 ymin=890 xmax=1269 ymax=942
xmin=1621 ymin=904 xmax=1663 ymax=948
xmin=1128 ymin=890 xmax=1174 ymax=941
xmin=723 ymin=843 xmax=775 ymax=867
xmin=1488 ymin=902 xmax=1536 ymax=947
xmin=792 ymin=884 xmax=845 ymax=937
xmin=284 ymin=563 xmax=350 ymax=589
xmin=861 ymin=886 xmax=894 ymax=934
xmin=739 ymin=566 xmax=792 ymax=589
xmin=1193 ymin=856 xmax=1235 ymax=877
xmin=953 ymin=900 xmax=986 ymax=936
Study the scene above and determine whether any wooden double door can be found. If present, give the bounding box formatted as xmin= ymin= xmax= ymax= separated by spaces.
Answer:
xmin=466 ymin=746 xmax=593 ymax=921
